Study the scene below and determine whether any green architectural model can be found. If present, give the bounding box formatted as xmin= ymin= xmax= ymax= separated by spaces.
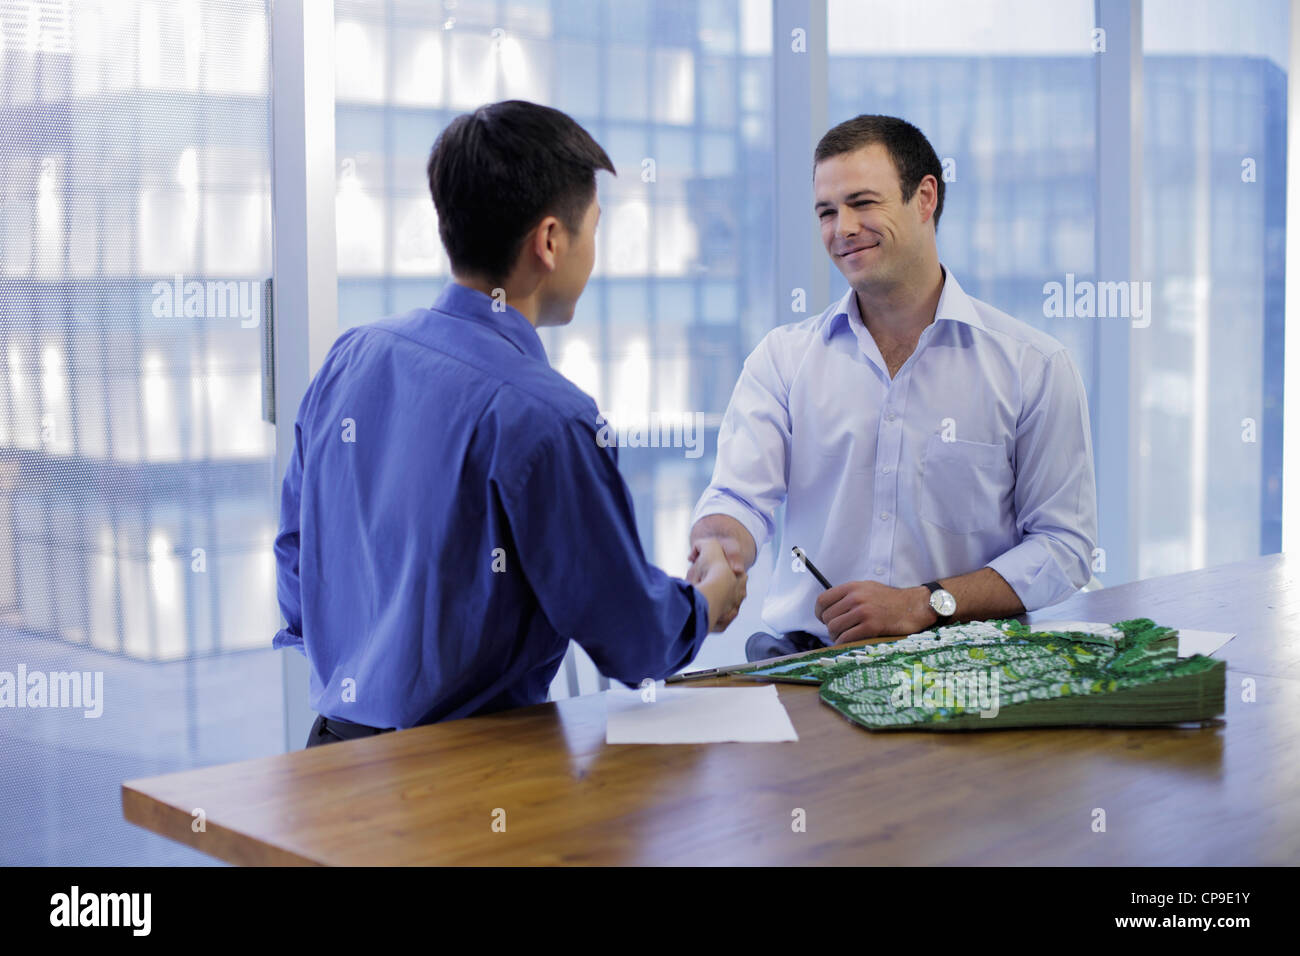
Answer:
xmin=735 ymin=619 xmax=1226 ymax=731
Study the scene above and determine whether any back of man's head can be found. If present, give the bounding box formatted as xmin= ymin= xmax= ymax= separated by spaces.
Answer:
xmin=427 ymin=100 xmax=616 ymax=286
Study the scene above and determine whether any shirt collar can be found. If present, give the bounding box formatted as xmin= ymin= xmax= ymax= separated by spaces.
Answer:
xmin=822 ymin=264 xmax=985 ymax=342
xmin=430 ymin=281 xmax=549 ymax=362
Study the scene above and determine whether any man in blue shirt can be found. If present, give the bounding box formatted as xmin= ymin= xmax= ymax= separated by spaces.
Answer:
xmin=275 ymin=100 xmax=746 ymax=746
xmin=690 ymin=115 xmax=1098 ymax=660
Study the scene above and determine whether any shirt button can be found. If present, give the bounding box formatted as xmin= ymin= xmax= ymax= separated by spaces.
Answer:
xmin=881 ymin=466 xmax=892 ymax=475
xmin=886 ymin=412 xmax=897 ymax=422
xmin=875 ymin=566 xmax=885 ymax=575
xmin=879 ymin=511 xmax=889 ymax=520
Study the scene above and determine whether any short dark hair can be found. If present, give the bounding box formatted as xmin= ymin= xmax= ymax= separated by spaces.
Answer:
xmin=427 ymin=100 xmax=616 ymax=284
xmin=814 ymin=115 xmax=945 ymax=229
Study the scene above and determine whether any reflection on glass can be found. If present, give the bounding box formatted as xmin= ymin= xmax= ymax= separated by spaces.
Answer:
xmin=1139 ymin=0 xmax=1287 ymax=574
xmin=1 ymin=0 xmax=283 ymax=865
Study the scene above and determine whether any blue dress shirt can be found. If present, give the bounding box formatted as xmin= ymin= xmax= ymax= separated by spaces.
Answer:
xmin=274 ymin=282 xmax=709 ymax=729
xmin=692 ymin=266 xmax=1098 ymax=642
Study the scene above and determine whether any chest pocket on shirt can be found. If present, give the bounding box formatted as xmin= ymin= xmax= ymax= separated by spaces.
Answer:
xmin=918 ymin=434 xmax=1013 ymax=534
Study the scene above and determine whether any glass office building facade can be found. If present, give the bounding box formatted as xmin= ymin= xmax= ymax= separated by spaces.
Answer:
xmin=1138 ymin=51 xmax=1286 ymax=574
xmin=0 ymin=0 xmax=282 ymax=865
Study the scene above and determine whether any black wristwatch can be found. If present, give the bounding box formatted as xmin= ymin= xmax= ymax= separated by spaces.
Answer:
xmin=923 ymin=581 xmax=957 ymax=625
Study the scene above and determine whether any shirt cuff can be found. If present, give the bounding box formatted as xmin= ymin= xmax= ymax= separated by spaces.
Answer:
xmin=273 ymin=626 xmax=305 ymax=653
xmin=691 ymin=490 xmax=771 ymax=554
xmin=986 ymin=536 xmax=1089 ymax=612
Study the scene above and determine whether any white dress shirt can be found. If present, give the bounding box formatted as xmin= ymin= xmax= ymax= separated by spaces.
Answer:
xmin=693 ymin=266 xmax=1098 ymax=641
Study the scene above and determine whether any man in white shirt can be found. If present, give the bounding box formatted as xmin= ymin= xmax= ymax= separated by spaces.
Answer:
xmin=686 ymin=115 xmax=1098 ymax=661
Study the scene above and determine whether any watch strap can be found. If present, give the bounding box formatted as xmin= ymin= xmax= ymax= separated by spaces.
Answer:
xmin=923 ymin=581 xmax=954 ymax=623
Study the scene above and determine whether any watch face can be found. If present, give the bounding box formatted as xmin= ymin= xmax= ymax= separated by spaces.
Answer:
xmin=931 ymin=589 xmax=957 ymax=617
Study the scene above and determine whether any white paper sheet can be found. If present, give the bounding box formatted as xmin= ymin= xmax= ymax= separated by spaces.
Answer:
xmin=1033 ymin=620 xmax=1235 ymax=658
xmin=604 ymin=684 xmax=799 ymax=744
xmin=1173 ymin=628 xmax=1237 ymax=658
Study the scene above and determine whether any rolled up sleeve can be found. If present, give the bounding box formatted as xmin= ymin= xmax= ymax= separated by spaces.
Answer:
xmin=987 ymin=347 xmax=1098 ymax=610
xmin=691 ymin=331 xmax=793 ymax=553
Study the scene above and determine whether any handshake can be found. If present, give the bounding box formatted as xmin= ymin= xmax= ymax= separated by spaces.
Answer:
xmin=685 ymin=536 xmax=749 ymax=632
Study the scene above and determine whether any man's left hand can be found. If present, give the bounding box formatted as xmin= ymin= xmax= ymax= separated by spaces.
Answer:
xmin=815 ymin=581 xmax=936 ymax=644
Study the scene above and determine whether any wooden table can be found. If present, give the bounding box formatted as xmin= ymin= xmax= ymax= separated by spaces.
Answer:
xmin=123 ymin=552 xmax=1300 ymax=865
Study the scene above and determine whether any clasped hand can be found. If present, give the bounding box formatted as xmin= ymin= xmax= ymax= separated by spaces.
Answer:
xmin=685 ymin=538 xmax=748 ymax=632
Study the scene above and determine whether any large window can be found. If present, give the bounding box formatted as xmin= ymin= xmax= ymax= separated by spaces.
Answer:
xmin=1139 ymin=0 xmax=1287 ymax=576
xmin=0 ymin=0 xmax=282 ymax=865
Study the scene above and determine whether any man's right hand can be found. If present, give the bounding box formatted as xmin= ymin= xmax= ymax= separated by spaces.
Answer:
xmin=687 ymin=514 xmax=756 ymax=576
xmin=686 ymin=538 xmax=748 ymax=632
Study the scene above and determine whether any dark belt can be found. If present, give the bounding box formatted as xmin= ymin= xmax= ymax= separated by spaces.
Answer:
xmin=318 ymin=714 xmax=394 ymax=742
xmin=786 ymin=630 xmax=827 ymax=652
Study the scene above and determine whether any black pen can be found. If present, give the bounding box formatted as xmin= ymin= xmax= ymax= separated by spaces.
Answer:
xmin=791 ymin=546 xmax=834 ymax=590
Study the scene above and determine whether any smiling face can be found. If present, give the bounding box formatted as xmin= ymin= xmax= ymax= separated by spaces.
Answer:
xmin=814 ymin=143 xmax=937 ymax=291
